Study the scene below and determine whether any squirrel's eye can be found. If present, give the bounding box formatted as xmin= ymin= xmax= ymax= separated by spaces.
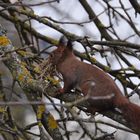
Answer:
xmin=50 ymin=53 xmax=53 ymax=58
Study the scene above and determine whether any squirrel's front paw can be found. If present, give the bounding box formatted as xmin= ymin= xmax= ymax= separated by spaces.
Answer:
xmin=54 ymin=88 xmax=64 ymax=98
xmin=58 ymin=88 xmax=64 ymax=94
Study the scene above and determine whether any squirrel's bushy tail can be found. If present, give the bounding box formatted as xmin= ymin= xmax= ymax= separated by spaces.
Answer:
xmin=114 ymin=94 xmax=140 ymax=134
xmin=117 ymin=98 xmax=140 ymax=133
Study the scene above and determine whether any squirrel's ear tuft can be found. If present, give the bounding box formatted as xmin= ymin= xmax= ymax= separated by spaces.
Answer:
xmin=59 ymin=35 xmax=68 ymax=47
xmin=58 ymin=35 xmax=73 ymax=51
xmin=67 ymin=40 xmax=73 ymax=51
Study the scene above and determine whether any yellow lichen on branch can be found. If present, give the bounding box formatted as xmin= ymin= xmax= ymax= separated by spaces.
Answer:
xmin=47 ymin=114 xmax=58 ymax=130
xmin=17 ymin=50 xmax=34 ymax=57
xmin=0 ymin=36 xmax=11 ymax=47
xmin=37 ymin=104 xmax=46 ymax=126
xmin=45 ymin=75 xmax=60 ymax=86
xmin=17 ymin=63 xmax=33 ymax=85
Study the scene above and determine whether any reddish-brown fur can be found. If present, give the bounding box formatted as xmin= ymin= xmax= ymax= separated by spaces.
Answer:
xmin=50 ymin=36 xmax=140 ymax=133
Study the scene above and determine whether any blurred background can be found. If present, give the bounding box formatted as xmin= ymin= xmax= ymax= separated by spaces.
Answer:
xmin=0 ymin=0 xmax=140 ymax=140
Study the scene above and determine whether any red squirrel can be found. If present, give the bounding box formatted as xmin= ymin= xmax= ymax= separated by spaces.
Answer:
xmin=50 ymin=36 xmax=140 ymax=133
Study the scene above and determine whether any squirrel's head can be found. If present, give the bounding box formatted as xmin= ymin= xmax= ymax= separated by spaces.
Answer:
xmin=50 ymin=36 xmax=73 ymax=65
